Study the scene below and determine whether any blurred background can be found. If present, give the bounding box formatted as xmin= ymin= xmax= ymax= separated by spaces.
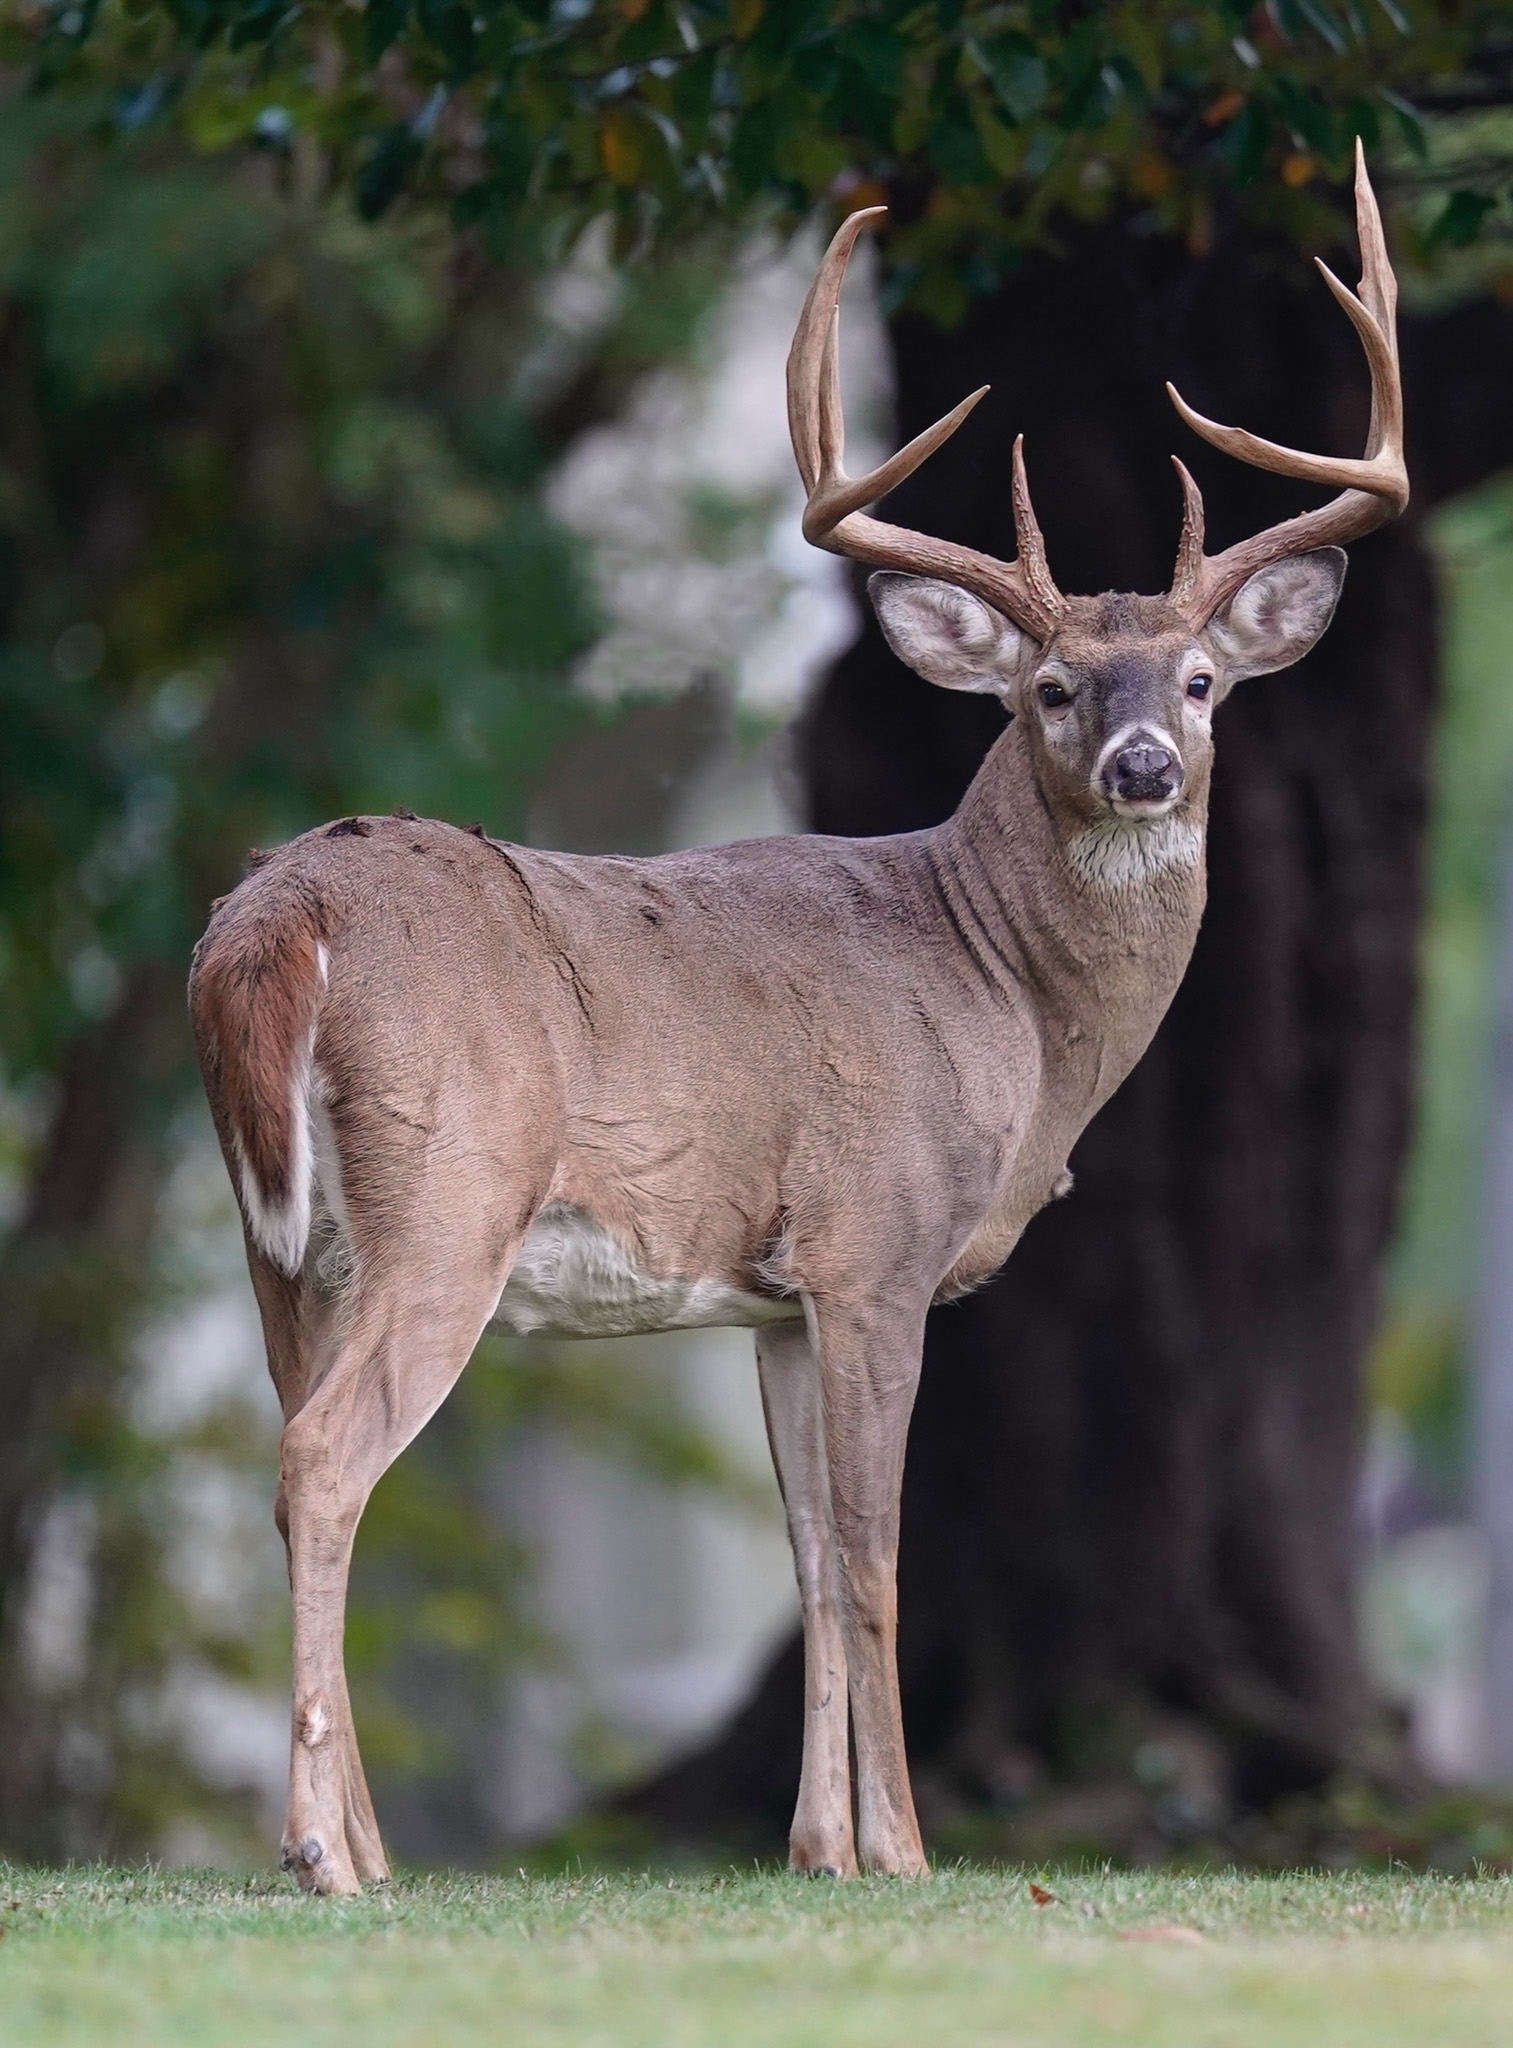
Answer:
xmin=3 ymin=0 xmax=1513 ymax=1873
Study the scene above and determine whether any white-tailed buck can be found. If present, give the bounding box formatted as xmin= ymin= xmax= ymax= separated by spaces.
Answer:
xmin=191 ymin=144 xmax=1406 ymax=1891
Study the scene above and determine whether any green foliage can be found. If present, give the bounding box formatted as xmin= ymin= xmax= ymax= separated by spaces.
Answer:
xmin=19 ymin=0 xmax=1511 ymax=317
xmin=0 ymin=96 xmax=605 ymax=1090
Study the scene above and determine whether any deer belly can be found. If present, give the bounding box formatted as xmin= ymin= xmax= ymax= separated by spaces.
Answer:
xmin=492 ymin=1203 xmax=802 ymax=1341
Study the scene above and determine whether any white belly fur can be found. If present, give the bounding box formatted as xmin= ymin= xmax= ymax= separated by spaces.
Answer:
xmin=492 ymin=1203 xmax=802 ymax=1340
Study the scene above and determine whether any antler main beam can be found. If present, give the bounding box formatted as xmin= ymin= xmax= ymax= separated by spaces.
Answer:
xmin=1165 ymin=138 xmax=1409 ymax=624
xmin=786 ymin=208 xmax=1066 ymax=641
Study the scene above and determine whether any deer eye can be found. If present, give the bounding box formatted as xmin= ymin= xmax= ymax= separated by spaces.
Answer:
xmin=1038 ymin=681 xmax=1070 ymax=708
xmin=1187 ymin=673 xmax=1213 ymax=700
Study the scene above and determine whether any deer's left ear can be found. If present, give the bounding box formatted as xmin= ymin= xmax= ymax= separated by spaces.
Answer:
xmin=1201 ymin=548 xmax=1347 ymax=684
xmin=869 ymin=573 xmax=1038 ymax=697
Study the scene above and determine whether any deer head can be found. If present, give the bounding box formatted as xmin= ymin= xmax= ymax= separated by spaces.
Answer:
xmin=789 ymin=142 xmax=1408 ymax=840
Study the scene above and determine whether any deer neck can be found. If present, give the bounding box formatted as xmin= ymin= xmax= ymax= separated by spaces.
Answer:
xmin=931 ymin=717 xmax=1208 ymax=1077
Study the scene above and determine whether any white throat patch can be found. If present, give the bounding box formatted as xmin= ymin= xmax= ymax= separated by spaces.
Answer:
xmin=1067 ymin=812 xmax=1205 ymax=893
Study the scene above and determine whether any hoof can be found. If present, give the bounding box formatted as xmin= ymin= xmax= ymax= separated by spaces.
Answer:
xmin=789 ymin=1845 xmax=857 ymax=1880
xmin=280 ymin=1834 xmax=325 ymax=1875
xmin=280 ymin=1833 xmax=358 ymax=1895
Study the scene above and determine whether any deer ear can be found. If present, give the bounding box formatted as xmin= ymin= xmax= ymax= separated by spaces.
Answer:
xmin=869 ymin=573 xmax=1036 ymax=697
xmin=1202 ymin=548 xmax=1346 ymax=684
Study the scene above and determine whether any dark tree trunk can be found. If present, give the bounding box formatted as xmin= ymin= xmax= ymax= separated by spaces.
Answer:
xmin=630 ymin=213 xmax=1513 ymax=1854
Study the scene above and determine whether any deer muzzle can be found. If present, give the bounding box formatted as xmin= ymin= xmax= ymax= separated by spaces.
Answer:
xmin=1104 ymin=737 xmax=1183 ymax=813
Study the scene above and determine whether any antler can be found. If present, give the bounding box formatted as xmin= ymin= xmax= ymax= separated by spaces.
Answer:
xmin=1165 ymin=139 xmax=1409 ymax=625
xmin=787 ymin=207 xmax=1066 ymax=641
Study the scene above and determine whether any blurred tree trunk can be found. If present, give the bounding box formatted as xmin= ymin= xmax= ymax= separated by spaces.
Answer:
xmin=0 ymin=975 xmax=162 ymax=1856
xmin=1474 ymin=823 xmax=1513 ymax=1782
xmin=630 ymin=214 xmax=1513 ymax=1849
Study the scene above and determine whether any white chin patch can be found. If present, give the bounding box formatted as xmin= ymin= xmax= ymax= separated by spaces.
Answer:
xmin=1109 ymin=795 xmax=1180 ymax=822
xmin=1068 ymin=812 xmax=1205 ymax=893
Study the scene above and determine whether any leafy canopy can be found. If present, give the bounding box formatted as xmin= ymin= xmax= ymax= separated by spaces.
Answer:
xmin=0 ymin=85 xmax=610 ymax=1091
xmin=12 ymin=2 xmax=1509 ymax=316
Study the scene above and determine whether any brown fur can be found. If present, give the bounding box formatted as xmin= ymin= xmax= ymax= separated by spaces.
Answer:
xmin=190 ymin=871 xmax=329 ymax=1210
xmin=189 ymin=607 xmax=1230 ymax=1893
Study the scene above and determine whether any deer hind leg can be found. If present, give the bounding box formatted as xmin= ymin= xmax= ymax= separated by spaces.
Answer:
xmin=248 ymin=1252 xmax=389 ymax=1887
xmin=256 ymin=1200 xmax=523 ymax=1895
xmin=814 ymin=1301 xmax=929 ymax=1877
xmin=756 ymin=1318 xmax=855 ymax=1878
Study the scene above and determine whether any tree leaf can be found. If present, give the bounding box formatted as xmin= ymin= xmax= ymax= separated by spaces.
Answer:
xmin=1379 ymin=89 xmax=1427 ymax=159
xmin=1431 ymin=190 xmax=1498 ymax=251
xmin=599 ymin=103 xmax=644 ymax=185
xmin=1219 ymin=96 xmax=1272 ymax=186
xmin=981 ymin=35 xmax=1048 ymax=127
xmin=1292 ymin=0 xmax=1352 ymax=54
xmin=366 ymin=0 xmax=411 ymax=61
xmin=835 ymin=20 xmax=905 ymax=99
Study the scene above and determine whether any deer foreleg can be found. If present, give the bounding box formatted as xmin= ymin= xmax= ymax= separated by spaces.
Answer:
xmin=757 ymin=1318 xmax=855 ymax=1877
xmin=816 ymin=1307 xmax=928 ymax=1878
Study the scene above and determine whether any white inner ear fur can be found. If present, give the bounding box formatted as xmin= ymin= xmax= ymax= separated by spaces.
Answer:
xmin=1202 ymin=547 xmax=1347 ymax=685
xmin=869 ymin=572 xmax=1036 ymax=696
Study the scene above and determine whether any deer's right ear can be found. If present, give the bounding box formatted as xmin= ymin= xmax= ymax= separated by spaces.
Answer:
xmin=869 ymin=574 xmax=1036 ymax=697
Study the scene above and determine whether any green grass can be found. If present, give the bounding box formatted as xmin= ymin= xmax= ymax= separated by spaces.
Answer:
xmin=4 ymin=1863 xmax=1513 ymax=2046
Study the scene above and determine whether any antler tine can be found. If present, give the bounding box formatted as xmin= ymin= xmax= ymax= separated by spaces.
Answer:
xmin=1349 ymin=133 xmax=1398 ymax=406
xmin=1011 ymin=436 xmax=1062 ymax=621
xmin=789 ymin=208 xmax=991 ymax=539
xmin=787 ymin=208 xmax=1066 ymax=641
xmin=1168 ymin=458 xmax=1206 ymax=610
xmin=786 ymin=206 xmax=878 ymax=495
xmin=1165 ymin=139 xmax=1409 ymax=626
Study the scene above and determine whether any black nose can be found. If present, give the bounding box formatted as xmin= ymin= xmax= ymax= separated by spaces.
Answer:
xmin=1108 ymin=740 xmax=1179 ymax=804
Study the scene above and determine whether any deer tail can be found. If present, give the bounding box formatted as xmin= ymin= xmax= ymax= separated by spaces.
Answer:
xmin=190 ymin=892 xmax=330 ymax=1278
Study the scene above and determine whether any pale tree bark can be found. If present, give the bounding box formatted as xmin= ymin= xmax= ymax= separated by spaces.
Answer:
xmin=0 ymin=976 xmax=161 ymax=1856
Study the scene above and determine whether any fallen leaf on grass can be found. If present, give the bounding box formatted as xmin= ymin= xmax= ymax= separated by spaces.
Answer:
xmin=1118 ymin=1924 xmax=1205 ymax=1946
xmin=1028 ymin=1883 xmax=1061 ymax=1907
